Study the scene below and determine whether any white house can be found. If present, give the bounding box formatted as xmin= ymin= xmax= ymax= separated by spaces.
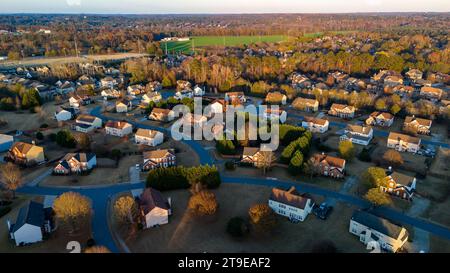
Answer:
xmin=135 ymin=128 xmax=164 ymax=147
xmin=8 ymin=201 xmax=51 ymax=246
xmin=301 ymin=117 xmax=329 ymax=133
xmin=100 ymin=77 xmax=118 ymax=88
xmin=149 ymin=108 xmax=175 ymax=122
xmin=268 ymin=187 xmax=315 ymax=222
xmin=137 ymin=188 xmax=172 ymax=229
xmin=105 ymin=121 xmax=133 ymax=137
xmin=174 ymin=89 xmax=193 ymax=100
xmin=127 ymin=84 xmax=145 ymax=96
xmin=182 ymin=113 xmax=207 ymax=128
xmin=263 ymin=108 xmax=287 ymax=123
xmin=366 ymin=112 xmax=394 ymax=127
xmin=116 ymin=99 xmax=133 ymax=113
xmin=328 ymin=103 xmax=355 ymax=119
xmin=69 ymin=95 xmax=91 ymax=108
xmin=141 ymin=92 xmax=162 ymax=104
xmin=349 ymin=210 xmax=409 ymax=253
xmin=387 ymin=132 xmax=421 ymax=153
xmin=225 ymin=92 xmax=246 ymax=103
xmin=101 ymin=89 xmax=121 ymax=99
xmin=193 ymin=85 xmax=205 ymax=96
xmin=75 ymin=115 xmax=102 ymax=133
xmin=340 ymin=124 xmax=373 ymax=146
xmin=54 ymin=109 xmax=72 ymax=122
xmin=265 ymin=92 xmax=287 ymax=105
xmin=206 ymin=99 xmax=226 ymax=116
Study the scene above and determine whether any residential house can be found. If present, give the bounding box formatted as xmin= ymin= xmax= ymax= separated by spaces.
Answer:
xmin=101 ymin=89 xmax=121 ymax=99
xmin=55 ymin=80 xmax=75 ymax=95
xmin=349 ymin=210 xmax=409 ymax=253
xmin=405 ymin=69 xmax=423 ymax=81
xmin=55 ymin=107 xmax=74 ymax=122
xmin=263 ymin=108 xmax=287 ymax=123
xmin=174 ymin=89 xmax=194 ymax=100
xmin=53 ymin=153 xmax=97 ymax=175
xmin=149 ymin=108 xmax=175 ymax=122
xmin=366 ymin=112 xmax=394 ymax=127
xmin=127 ymin=84 xmax=145 ymax=96
xmin=69 ymin=95 xmax=91 ymax=108
xmin=403 ymin=116 xmax=432 ymax=135
xmin=225 ymin=92 xmax=246 ymax=103
xmin=301 ymin=117 xmax=329 ymax=133
xmin=420 ymin=86 xmax=443 ymax=101
xmin=137 ymin=188 xmax=172 ymax=228
xmin=75 ymin=115 xmax=102 ymax=133
xmin=207 ymin=99 xmax=226 ymax=116
xmin=240 ymin=147 xmax=273 ymax=168
xmin=268 ymin=186 xmax=315 ymax=222
xmin=142 ymin=149 xmax=176 ymax=171
xmin=145 ymin=81 xmax=162 ymax=92
xmin=141 ymin=92 xmax=162 ymax=105
xmin=328 ymin=103 xmax=355 ymax=119
xmin=100 ymin=76 xmax=118 ymax=88
xmin=292 ymin=97 xmax=319 ymax=112
xmin=311 ymin=153 xmax=346 ymax=179
xmin=7 ymin=142 xmax=45 ymax=165
xmin=135 ymin=128 xmax=164 ymax=147
xmin=105 ymin=121 xmax=133 ymax=137
xmin=384 ymin=75 xmax=403 ymax=87
xmin=387 ymin=132 xmax=421 ymax=153
xmin=265 ymin=92 xmax=287 ymax=105
xmin=391 ymin=85 xmax=414 ymax=98
xmin=0 ymin=134 xmax=14 ymax=152
xmin=116 ymin=99 xmax=133 ymax=113
xmin=379 ymin=169 xmax=416 ymax=200
xmin=340 ymin=124 xmax=373 ymax=146
xmin=182 ymin=113 xmax=207 ymax=128
xmin=290 ymin=73 xmax=312 ymax=89
xmin=176 ymin=80 xmax=191 ymax=90
xmin=8 ymin=201 xmax=52 ymax=246
xmin=193 ymin=85 xmax=205 ymax=96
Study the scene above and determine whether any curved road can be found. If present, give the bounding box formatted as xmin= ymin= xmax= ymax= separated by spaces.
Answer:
xmin=16 ymin=106 xmax=450 ymax=253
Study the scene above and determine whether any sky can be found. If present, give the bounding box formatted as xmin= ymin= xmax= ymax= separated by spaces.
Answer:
xmin=1 ymin=0 xmax=449 ymax=14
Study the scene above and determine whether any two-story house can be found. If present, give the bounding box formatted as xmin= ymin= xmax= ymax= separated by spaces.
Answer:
xmin=328 ymin=103 xmax=355 ymax=119
xmin=268 ymin=186 xmax=315 ymax=222
xmin=53 ymin=153 xmax=97 ymax=175
xmin=387 ymin=132 xmax=421 ymax=153
xmin=149 ymin=108 xmax=175 ymax=122
xmin=135 ymin=128 xmax=164 ymax=147
xmin=311 ymin=153 xmax=346 ymax=179
xmin=292 ymin=97 xmax=319 ymax=112
xmin=403 ymin=116 xmax=432 ymax=135
xmin=340 ymin=124 xmax=374 ymax=146
xmin=301 ymin=117 xmax=329 ymax=133
xmin=105 ymin=121 xmax=133 ymax=137
xmin=75 ymin=115 xmax=102 ymax=133
xmin=366 ymin=112 xmax=394 ymax=127
xmin=142 ymin=149 xmax=176 ymax=171
xmin=7 ymin=142 xmax=45 ymax=166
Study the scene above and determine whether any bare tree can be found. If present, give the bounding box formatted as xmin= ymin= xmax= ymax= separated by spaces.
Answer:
xmin=53 ymin=192 xmax=92 ymax=234
xmin=256 ymin=150 xmax=276 ymax=175
xmin=114 ymin=196 xmax=138 ymax=226
xmin=0 ymin=163 xmax=23 ymax=199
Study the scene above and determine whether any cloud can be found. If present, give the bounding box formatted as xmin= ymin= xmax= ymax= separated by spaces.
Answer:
xmin=66 ymin=0 xmax=81 ymax=6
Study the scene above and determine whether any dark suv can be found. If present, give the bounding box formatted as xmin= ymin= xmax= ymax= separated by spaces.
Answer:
xmin=313 ymin=202 xmax=333 ymax=220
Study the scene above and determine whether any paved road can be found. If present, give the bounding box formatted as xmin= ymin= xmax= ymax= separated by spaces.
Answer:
xmin=287 ymin=111 xmax=450 ymax=148
xmin=14 ymin=106 xmax=450 ymax=253
xmin=324 ymin=175 xmax=358 ymax=207
xmin=27 ymin=168 xmax=53 ymax=187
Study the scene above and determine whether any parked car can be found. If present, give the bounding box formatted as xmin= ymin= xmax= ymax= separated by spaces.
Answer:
xmin=313 ymin=202 xmax=333 ymax=220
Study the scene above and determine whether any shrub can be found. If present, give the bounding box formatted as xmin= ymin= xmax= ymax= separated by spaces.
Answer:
xmin=40 ymin=123 xmax=49 ymax=128
xmin=56 ymin=129 xmax=76 ymax=148
xmin=0 ymin=206 xmax=12 ymax=218
xmin=288 ymin=150 xmax=304 ymax=175
xmin=35 ymin=132 xmax=44 ymax=140
xmin=338 ymin=140 xmax=355 ymax=161
xmin=225 ymin=160 xmax=236 ymax=170
xmin=226 ymin=217 xmax=249 ymax=238
xmin=248 ymin=204 xmax=277 ymax=234
xmin=188 ymin=191 xmax=218 ymax=216
xmin=382 ymin=150 xmax=404 ymax=167
xmin=279 ymin=124 xmax=306 ymax=146
xmin=364 ymin=188 xmax=392 ymax=207
xmin=216 ymin=139 xmax=236 ymax=155
xmin=361 ymin=167 xmax=387 ymax=188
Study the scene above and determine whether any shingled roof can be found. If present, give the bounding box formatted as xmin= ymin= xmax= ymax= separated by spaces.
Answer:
xmin=11 ymin=201 xmax=44 ymax=233
xmin=138 ymin=188 xmax=170 ymax=214
xmin=351 ymin=210 xmax=405 ymax=239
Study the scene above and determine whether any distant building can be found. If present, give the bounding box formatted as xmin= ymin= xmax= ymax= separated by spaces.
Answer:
xmin=54 ymin=108 xmax=73 ymax=122
xmin=265 ymin=92 xmax=287 ymax=105
xmin=420 ymin=86 xmax=443 ymax=101
xmin=149 ymin=108 xmax=175 ymax=122
xmin=115 ymin=99 xmax=133 ymax=113
xmin=349 ymin=210 xmax=409 ymax=253
xmin=225 ymin=92 xmax=246 ymax=103
xmin=174 ymin=89 xmax=193 ymax=100
xmin=263 ymin=108 xmax=287 ymax=123
xmin=405 ymin=69 xmax=423 ymax=81
xmin=268 ymin=186 xmax=315 ymax=222
xmin=142 ymin=92 xmax=162 ymax=104
xmin=69 ymin=95 xmax=91 ymax=108
xmin=75 ymin=115 xmax=102 ymax=133
xmin=193 ymin=85 xmax=205 ymax=96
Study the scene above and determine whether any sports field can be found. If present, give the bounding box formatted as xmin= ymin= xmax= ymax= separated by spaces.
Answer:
xmin=161 ymin=35 xmax=287 ymax=54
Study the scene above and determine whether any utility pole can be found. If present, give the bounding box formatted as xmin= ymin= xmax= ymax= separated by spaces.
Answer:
xmin=165 ymin=42 xmax=168 ymax=56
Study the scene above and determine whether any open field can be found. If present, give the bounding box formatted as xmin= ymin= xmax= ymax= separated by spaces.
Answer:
xmin=0 ymin=53 xmax=147 ymax=69
xmin=125 ymin=183 xmax=366 ymax=253
xmin=161 ymin=35 xmax=287 ymax=54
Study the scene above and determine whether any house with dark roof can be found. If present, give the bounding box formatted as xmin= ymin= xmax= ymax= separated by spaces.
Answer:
xmin=8 ymin=201 xmax=52 ymax=246
xmin=137 ymin=188 xmax=172 ymax=228
xmin=53 ymin=153 xmax=97 ymax=175
xmin=268 ymin=186 xmax=315 ymax=222
xmin=75 ymin=115 xmax=102 ymax=133
xmin=349 ymin=210 xmax=409 ymax=253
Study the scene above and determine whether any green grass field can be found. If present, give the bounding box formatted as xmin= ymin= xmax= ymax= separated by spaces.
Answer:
xmin=161 ymin=35 xmax=287 ymax=54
